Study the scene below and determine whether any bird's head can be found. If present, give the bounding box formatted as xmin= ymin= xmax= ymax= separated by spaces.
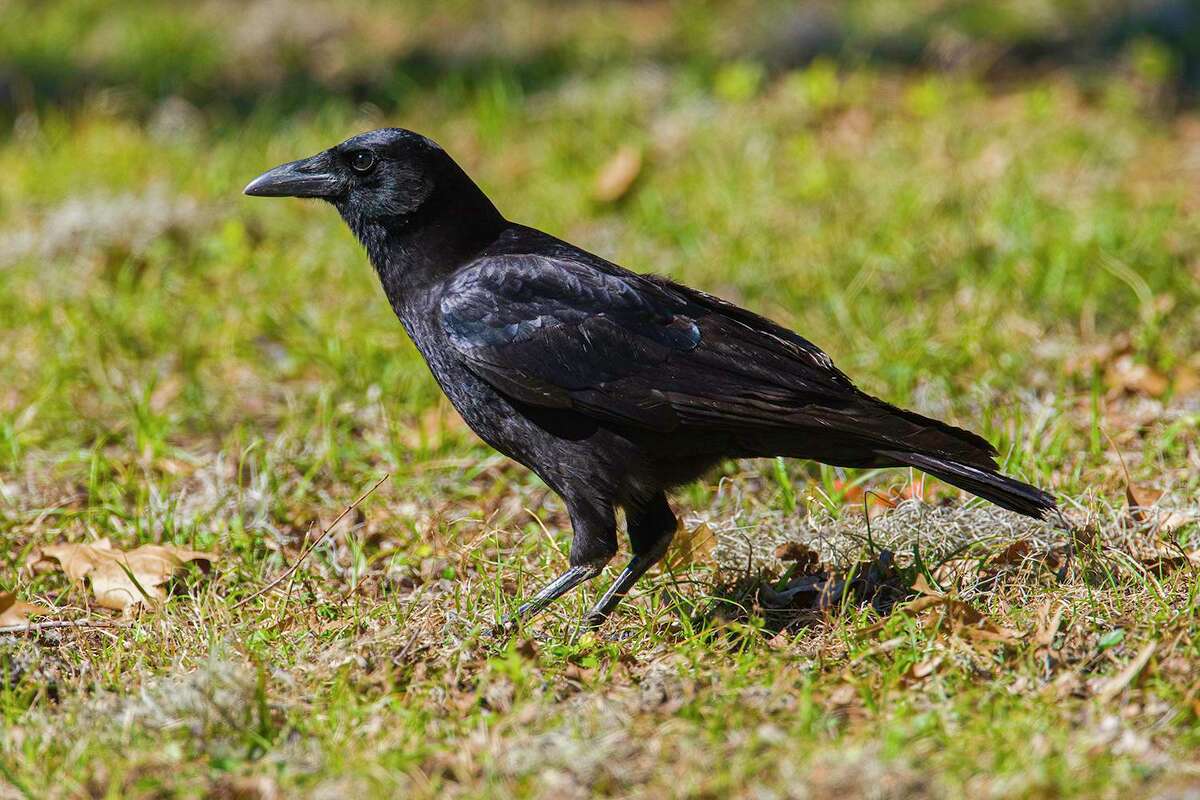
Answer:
xmin=243 ymin=128 xmax=442 ymax=218
xmin=244 ymin=128 xmax=504 ymax=275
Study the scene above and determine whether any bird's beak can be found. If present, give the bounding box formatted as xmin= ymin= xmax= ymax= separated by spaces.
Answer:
xmin=243 ymin=152 xmax=346 ymax=198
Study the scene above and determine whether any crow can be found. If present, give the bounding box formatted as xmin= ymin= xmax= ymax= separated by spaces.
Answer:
xmin=245 ymin=128 xmax=1059 ymax=628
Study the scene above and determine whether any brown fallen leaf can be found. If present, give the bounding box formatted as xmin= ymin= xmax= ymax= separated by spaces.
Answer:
xmin=32 ymin=539 xmax=217 ymax=611
xmin=1126 ymin=483 xmax=1164 ymax=524
xmin=516 ymin=637 xmax=538 ymax=660
xmin=0 ymin=591 xmax=50 ymax=627
xmin=1125 ymin=483 xmax=1194 ymax=533
xmin=593 ymin=146 xmax=643 ymax=203
xmin=832 ymin=479 xmax=896 ymax=510
xmin=867 ymin=574 xmax=1023 ymax=646
xmin=1174 ymin=364 xmax=1200 ymax=396
xmin=1106 ymin=354 xmax=1169 ymax=398
xmin=1138 ymin=548 xmax=1200 ymax=573
xmin=902 ymin=654 xmax=944 ymax=685
xmin=765 ymin=630 xmax=792 ymax=650
xmin=664 ymin=521 xmax=716 ymax=570
xmin=988 ymin=539 xmax=1034 ymax=569
xmin=562 ymin=662 xmax=596 ymax=684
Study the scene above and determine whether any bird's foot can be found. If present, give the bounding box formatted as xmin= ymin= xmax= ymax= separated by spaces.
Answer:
xmin=579 ymin=610 xmax=609 ymax=631
xmin=576 ymin=611 xmax=643 ymax=642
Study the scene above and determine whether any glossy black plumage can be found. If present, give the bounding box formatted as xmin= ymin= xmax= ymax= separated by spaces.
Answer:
xmin=246 ymin=128 xmax=1059 ymax=627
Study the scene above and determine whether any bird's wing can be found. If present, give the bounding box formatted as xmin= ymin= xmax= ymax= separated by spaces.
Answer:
xmin=439 ymin=254 xmax=870 ymax=434
xmin=439 ymin=255 xmax=698 ymax=430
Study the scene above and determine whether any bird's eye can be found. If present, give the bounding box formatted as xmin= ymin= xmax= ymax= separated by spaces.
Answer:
xmin=350 ymin=151 xmax=376 ymax=173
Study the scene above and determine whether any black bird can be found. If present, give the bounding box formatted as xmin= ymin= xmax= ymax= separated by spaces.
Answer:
xmin=245 ymin=128 xmax=1058 ymax=627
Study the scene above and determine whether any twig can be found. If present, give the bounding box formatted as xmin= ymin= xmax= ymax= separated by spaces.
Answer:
xmin=338 ymin=569 xmax=374 ymax=604
xmin=234 ymin=473 xmax=389 ymax=609
xmin=0 ymin=619 xmax=129 ymax=635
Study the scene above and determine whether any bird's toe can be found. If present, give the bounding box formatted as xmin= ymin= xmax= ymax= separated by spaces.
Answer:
xmin=579 ymin=610 xmax=610 ymax=631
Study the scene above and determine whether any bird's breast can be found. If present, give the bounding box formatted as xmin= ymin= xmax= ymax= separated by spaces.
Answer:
xmin=399 ymin=308 xmax=539 ymax=461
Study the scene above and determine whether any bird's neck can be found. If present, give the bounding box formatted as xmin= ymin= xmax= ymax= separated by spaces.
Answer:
xmin=353 ymin=177 xmax=506 ymax=311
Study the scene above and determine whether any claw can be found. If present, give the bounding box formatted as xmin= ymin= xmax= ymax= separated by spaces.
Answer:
xmin=580 ymin=611 xmax=608 ymax=631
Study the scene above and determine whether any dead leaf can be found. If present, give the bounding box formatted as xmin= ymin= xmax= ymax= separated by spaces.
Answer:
xmin=593 ymin=146 xmax=643 ymax=203
xmin=903 ymin=654 xmax=943 ymax=684
xmin=765 ymin=631 xmax=791 ymax=649
xmin=0 ymin=591 xmax=49 ymax=627
xmin=988 ymin=539 xmax=1034 ymax=569
xmin=1105 ymin=354 xmax=1169 ymax=398
xmin=1138 ymin=548 xmax=1200 ymax=573
xmin=833 ymin=479 xmax=866 ymax=505
xmin=911 ymin=573 xmax=940 ymax=597
xmin=832 ymin=479 xmax=895 ymax=510
xmin=33 ymin=540 xmax=217 ymax=611
xmin=664 ymin=521 xmax=716 ymax=570
xmin=1126 ymin=483 xmax=1164 ymax=524
xmin=871 ymin=575 xmax=1023 ymax=646
xmin=516 ymin=637 xmax=538 ymax=660
xmin=562 ymin=663 xmax=596 ymax=684
xmin=1125 ymin=483 xmax=1194 ymax=533
xmin=1174 ymin=364 xmax=1200 ymax=396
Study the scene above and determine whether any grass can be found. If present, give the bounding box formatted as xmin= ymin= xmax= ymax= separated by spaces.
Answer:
xmin=1 ymin=1 xmax=1199 ymax=797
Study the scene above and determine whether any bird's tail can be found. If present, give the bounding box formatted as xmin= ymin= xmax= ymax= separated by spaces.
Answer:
xmin=878 ymin=449 xmax=1058 ymax=521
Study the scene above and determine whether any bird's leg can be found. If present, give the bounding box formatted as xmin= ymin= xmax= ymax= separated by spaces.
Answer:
xmin=500 ymin=499 xmax=616 ymax=630
xmin=582 ymin=492 xmax=677 ymax=629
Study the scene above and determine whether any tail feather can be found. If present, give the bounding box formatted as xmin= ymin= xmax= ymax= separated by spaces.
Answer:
xmin=879 ymin=449 xmax=1058 ymax=521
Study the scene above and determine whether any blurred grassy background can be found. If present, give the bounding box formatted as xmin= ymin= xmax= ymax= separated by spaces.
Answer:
xmin=1 ymin=2 xmax=1199 ymax=797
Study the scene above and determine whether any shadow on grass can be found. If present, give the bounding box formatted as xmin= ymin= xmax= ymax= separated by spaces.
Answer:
xmin=4 ymin=0 xmax=1200 ymax=126
xmin=684 ymin=549 xmax=919 ymax=638
xmin=766 ymin=0 xmax=1200 ymax=96
xmin=0 ymin=45 xmax=578 ymax=123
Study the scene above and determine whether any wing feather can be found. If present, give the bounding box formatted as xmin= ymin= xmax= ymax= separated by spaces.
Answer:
xmin=440 ymin=253 xmax=996 ymax=469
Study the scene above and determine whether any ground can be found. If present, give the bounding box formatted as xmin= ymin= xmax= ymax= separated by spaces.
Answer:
xmin=1 ymin=2 xmax=1199 ymax=798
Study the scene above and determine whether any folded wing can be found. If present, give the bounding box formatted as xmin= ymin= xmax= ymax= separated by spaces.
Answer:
xmin=439 ymin=253 xmax=1059 ymax=520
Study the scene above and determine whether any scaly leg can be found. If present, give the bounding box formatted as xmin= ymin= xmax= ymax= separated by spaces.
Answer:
xmin=582 ymin=492 xmax=677 ymax=628
xmin=500 ymin=497 xmax=616 ymax=630
xmin=513 ymin=560 xmax=607 ymax=620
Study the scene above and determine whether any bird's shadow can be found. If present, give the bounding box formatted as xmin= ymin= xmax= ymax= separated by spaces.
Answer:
xmin=665 ymin=548 xmax=919 ymax=639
